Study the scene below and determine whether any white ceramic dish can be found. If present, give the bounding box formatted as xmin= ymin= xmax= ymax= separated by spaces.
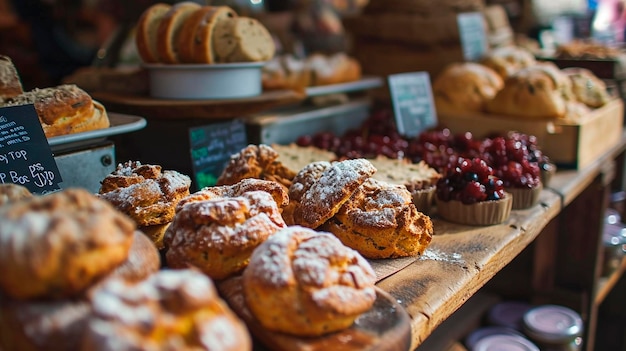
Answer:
xmin=144 ymin=62 xmax=265 ymax=100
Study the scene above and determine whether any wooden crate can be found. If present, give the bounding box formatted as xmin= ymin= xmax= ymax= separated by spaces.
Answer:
xmin=437 ymin=99 xmax=624 ymax=169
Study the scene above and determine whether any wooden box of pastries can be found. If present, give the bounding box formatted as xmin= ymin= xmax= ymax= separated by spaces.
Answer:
xmin=433 ymin=57 xmax=624 ymax=169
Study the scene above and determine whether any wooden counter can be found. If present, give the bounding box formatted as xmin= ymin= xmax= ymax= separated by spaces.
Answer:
xmin=381 ymin=130 xmax=626 ymax=350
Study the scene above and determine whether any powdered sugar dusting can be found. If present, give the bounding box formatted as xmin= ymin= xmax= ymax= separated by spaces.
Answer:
xmin=420 ymin=248 xmax=465 ymax=264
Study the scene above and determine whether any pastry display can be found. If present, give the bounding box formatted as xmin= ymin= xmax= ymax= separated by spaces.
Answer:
xmin=436 ymin=157 xmax=512 ymax=225
xmin=432 ymin=62 xmax=504 ymax=114
xmin=165 ymin=190 xmax=286 ymax=280
xmin=322 ymin=177 xmax=434 ymax=259
xmin=555 ymin=40 xmax=623 ymax=59
xmin=485 ymin=62 xmax=576 ymax=119
xmin=242 ymin=226 xmax=377 ymax=337
xmin=270 ymin=142 xmax=338 ymax=174
xmin=0 ymin=183 xmax=33 ymax=206
xmin=81 ymin=269 xmax=251 ymax=351
xmin=0 ymin=55 xmax=24 ymax=101
xmin=262 ymin=53 xmax=362 ymax=91
xmin=105 ymin=231 xmax=161 ymax=283
xmin=0 ymin=188 xmax=136 ymax=300
xmin=135 ymin=3 xmax=274 ymax=64
xmin=217 ymin=144 xmax=297 ymax=193
xmin=97 ymin=161 xmax=192 ymax=250
xmin=2 ymin=84 xmax=110 ymax=138
xmin=480 ymin=46 xmax=537 ymax=79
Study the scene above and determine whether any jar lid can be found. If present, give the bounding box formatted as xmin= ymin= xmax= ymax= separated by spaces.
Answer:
xmin=465 ymin=326 xmax=526 ymax=350
xmin=472 ymin=334 xmax=539 ymax=351
xmin=522 ymin=305 xmax=583 ymax=343
xmin=487 ymin=301 xmax=533 ymax=330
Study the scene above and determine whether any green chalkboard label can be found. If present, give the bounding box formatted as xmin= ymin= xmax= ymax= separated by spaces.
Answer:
xmin=189 ymin=119 xmax=248 ymax=189
xmin=457 ymin=12 xmax=489 ymax=61
xmin=388 ymin=71 xmax=437 ymax=138
xmin=0 ymin=104 xmax=62 ymax=194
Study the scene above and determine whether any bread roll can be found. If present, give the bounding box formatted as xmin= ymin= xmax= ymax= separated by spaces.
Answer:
xmin=135 ymin=3 xmax=172 ymax=63
xmin=307 ymin=53 xmax=362 ymax=86
xmin=156 ymin=1 xmax=202 ymax=64
xmin=562 ymin=67 xmax=611 ymax=108
xmin=187 ymin=6 xmax=238 ymax=64
xmin=480 ymin=45 xmax=537 ymax=79
xmin=433 ymin=62 xmax=504 ymax=114
xmin=485 ymin=62 xmax=575 ymax=119
xmin=106 ymin=231 xmax=161 ymax=283
xmin=0 ymin=183 xmax=32 ymax=207
xmin=213 ymin=17 xmax=276 ymax=63
xmin=0 ymin=55 xmax=23 ymax=100
xmin=242 ymin=226 xmax=377 ymax=337
xmin=0 ymin=188 xmax=136 ymax=300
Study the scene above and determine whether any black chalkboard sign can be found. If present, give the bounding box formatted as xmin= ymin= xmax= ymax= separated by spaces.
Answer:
xmin=0 ymin=104 xmax=62 ymax=194
xmin=457 ymin=12 xmax=489 ymax=61
xmin=388 ymin=71 xmax=437 ymax=138
xmin=189 ymin=119 xmax=248 ymax=189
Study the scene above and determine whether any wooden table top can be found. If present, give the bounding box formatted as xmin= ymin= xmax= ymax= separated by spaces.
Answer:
xmin=381 ymin=129 xmax=626 ymax=350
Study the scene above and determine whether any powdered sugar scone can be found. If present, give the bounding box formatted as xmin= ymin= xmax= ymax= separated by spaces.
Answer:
xmin=217 ymin=144 xmax=297 ymax=193
xmin=165 ymin=191 xmax=286 ymax=280
xmin=97 ymin=161 xmax=192 ymax=250
xmin=0 ymin=188 xmax=136 ymax=300
xmin=0 ymin=183 xmax=33 ymax=206
xmin=290 ymin=158 xmax=377 ymax=229
xmin=322 ymin=178 xmax=434 ymax=259
xmin=81 ymin=269 xmax=251 ymax=351
xmin=242 ymin=226 xmax=377 ymax=337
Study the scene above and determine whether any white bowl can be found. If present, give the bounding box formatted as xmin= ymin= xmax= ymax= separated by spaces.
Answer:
xmin=144 ymin=62 xmax=264 ymax=100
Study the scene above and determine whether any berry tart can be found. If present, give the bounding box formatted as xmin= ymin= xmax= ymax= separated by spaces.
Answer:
xmin=436 ymin=157 xmax=512 ymax=226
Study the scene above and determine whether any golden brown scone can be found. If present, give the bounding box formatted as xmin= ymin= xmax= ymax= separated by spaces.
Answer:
xmin=217 ymin=144 xmax=297 ymax=192
xmin=0 ymin=295 xmax=90 ymax=351
xmin=291 ymin=158 xmax=377 ymax=229
xmin=562 ymin=67 xmax=612 ymax=108
xmin=306 ymin=53 xmax=362 ymax=86
xmin=0 ymin=183 xmax=33 ymax=206
xmin=262 ymin=55 xmax=311 ymax=93
xmin=106 ymin=231 xmax=161 ymax=283
xmin=97 ymin=161 xmax=192 ymax=228
xmin=321 ymin=178 xmax=434 ymax=259
xmin=135 ymin=3 xmax=172 ymax=63
xmin=242 ymin=226 xmax=377 ymax=337
xmin=138 ymin=222 xmax=170 ymax=250
xmin=480 ymin=45 xmax=537 ymax=79
xmin=176 ymin=178 xmax=289 ymax=212
xmin=165 ymin=191 xmax=286 ymax=280
xmin=0 ymin=188 xmax=136 ymax=300
xmin=0 ymin=55 xmax=24 ymax=99
xmin=5 ymin=84 xmax=110 ymax=138
xmin=485 ymin=62 xmax=575 ymax=119
xmin=81 ymin=269 xmax=251 ymax=351
xmin=433 ymin=62 xmax=504 ymax=114
xmin=282 ymin=160 xmax=331 ymax=225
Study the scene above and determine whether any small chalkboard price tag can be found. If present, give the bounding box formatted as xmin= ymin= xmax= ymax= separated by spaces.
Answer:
xmin=388 ymin=71 xmax=437 ymax=138
xmin=189 ymin=119 xmax=248 ymax=189
xmin=0 ymin=104 xmax=62 ymax=194
xmin=457 ymin=12 xmax=488 ymax=61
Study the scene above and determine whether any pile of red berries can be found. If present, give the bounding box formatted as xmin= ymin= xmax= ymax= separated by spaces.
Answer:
xmin=436 ymin=157 xmax=506 ymax=205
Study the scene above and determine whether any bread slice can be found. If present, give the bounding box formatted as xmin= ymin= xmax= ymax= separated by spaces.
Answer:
xmin=190 ymin=6 xmax=238 ymax=64
xmin=214 ymin=17 xmax=276 ymax=63
xmin=135 ymin=3 xmax=171 ymax=63
xmin=0 ymin=55 xmax=24 ymax=99
xmin=156 ymin=1 xmax=201 ymax=64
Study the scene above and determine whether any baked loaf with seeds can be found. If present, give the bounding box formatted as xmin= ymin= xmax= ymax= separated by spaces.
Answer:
xmin=156 ymin=1 xmax=201 ymax=64
xmin=135 ymin=3 xmax=172 ymax=63
xmin=433 ymin=62 xmax=504 ymax=114
xmin=562 ymin=67 xmax=611 ymax=108
xmin=480 ymin=45 xmax=537 ymax=79
xmin=485 ymin=62 xmax=575 ymax=119
xmin=178 ymin=6 xmax=237 ymax=63
xmin=3 ymin=84 xmax=110 ymax=138
xmin=82 ymin=269 xmax=251 ymax=351
xmin=322 ymin=178 xmax=434 ymax=259
xmin=213 ymin=16 xmax=275 ymax=63
xmin=242 ymin=226 xmax=377 ymax=337
xmin=97 ymin=161 xmax=192 ymax=250
xmin=0 ymin=188 xmax=136 ymax=300
xmin=165 ymin=191 xmax=286 ymax=280
xmin=217 ymin=144 xmax=296 ymax=193
xmin=288 ymin=158 xmax=377 ymax=229
xmin=0 ymin=55 xmax=23 ymax=100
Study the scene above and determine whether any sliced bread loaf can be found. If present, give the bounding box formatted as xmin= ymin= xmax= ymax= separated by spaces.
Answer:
xmin=190 ymin=6 xmax=238 ymax=64
xmin=214 ymin=17 xmax=276 ymax=63
xmin=135 ymin=3 xmax=172 ymax=63
xmin=156 ymin=1 xmax=201 ymax=64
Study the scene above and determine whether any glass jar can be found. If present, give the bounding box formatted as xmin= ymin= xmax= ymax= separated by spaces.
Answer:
xmin=522 ymin=305 xmax=583 ymax=351
xmin=465 ymin=326 xmax=528 ymax=350
xmin=472 ymin=334 xmax=540 ymax=351
xmin=487 ymin=301 xmax=533 ymax=331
